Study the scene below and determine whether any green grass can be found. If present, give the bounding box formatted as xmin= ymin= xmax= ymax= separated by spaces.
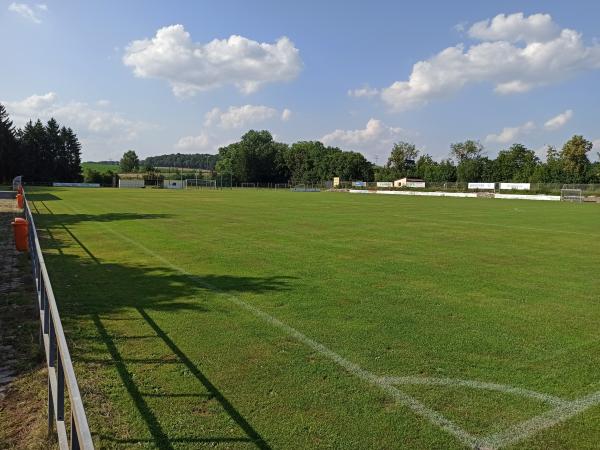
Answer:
xmin=28 ymin=188 xmax=600 ymax=449
xmin=82 ymin=161 xmax=119 ymax=173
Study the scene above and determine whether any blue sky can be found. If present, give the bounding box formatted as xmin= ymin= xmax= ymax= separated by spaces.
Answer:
xmin=1 ymin=0 xmax=599 ymax=162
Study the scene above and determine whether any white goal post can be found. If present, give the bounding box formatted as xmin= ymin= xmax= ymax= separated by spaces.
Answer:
xmin=560 ymin=188 xmax=583 ymax=202
xmin=291 ymin=184 xmax=320 ymax=192
xmin=184 ymin=179 xmax=217 ymax=189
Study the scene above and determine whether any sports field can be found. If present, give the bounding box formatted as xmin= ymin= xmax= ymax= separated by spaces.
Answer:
xmin=29 ymin=187 xmax=600 ymax=449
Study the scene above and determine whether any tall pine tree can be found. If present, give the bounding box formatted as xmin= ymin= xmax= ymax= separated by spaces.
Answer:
xmin=0 ymin=103 xmax=19 ymax=182
xmin=60 ymin=126 xmax=82 ymax=181
xmin=45 ymin=118 xmax=62 ymax=181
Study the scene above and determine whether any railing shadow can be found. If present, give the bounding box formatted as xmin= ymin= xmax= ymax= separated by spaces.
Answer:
xmin=32 ymin=201 xmax=294 ymax=449
xmin=25 ymin=192 xmax=62 ymax=202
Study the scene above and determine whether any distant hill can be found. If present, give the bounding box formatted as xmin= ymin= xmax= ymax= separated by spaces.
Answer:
xmin=82 ymin=162 xmax=119 ymax=174
xmin=142 ymin=153 xmax=219 ymax=170
xmin=83 ymin=154 xmax=219 ymax=174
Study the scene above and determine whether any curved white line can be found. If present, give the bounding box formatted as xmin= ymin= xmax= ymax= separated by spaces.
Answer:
xmin=380 ymin=376 xmax=569 ymax=407
xmin=480 ymin=391 xmax=600 ymax=449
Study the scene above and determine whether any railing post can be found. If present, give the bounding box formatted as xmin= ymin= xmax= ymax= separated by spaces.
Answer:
xmin=71 ymin=413 xmax=80 ymax=450
xmin=57 ymin=349 xmax=65 ymax=421
xmin=48 ymin=378 xmax=54 ymax=434
xmin=39 ymin=278 xmax=45 ymax=348
xmin=43 ymin=287 xmax=49 ymax=334
xmin=49 ymin=314 xmax=56 ymax=367
xmin=39 ymin=274 xmax=43 ymax=311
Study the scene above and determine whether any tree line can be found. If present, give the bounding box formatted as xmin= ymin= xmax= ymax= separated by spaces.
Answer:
xmin=216 ymin=130 xmax=373 ymax=183
xmin=0 ymin=103 xmax=82 ymax=183
xmin=376 ymin=136 xmax=599 ymax=184
xmin=111 ymin=132 xmax=598 ymax=186
xmin=5 ymin=94 xmax=597 ymax=188
xmin=142 ymin=153 xmax=219 ymax=171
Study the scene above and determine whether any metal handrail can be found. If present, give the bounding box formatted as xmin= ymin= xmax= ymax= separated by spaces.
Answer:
xmin=24 ymin=193 xmax=94 ymax=450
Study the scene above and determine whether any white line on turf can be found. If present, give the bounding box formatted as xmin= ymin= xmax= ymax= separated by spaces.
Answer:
xmin=61 ymin=202 xmax=479 ymax=448
xmin=380 ymin=376 xmax=569 ymax=407
xmin=55 ymin=201 xmax=600 ymax=449
xmin=480 ymin=391 xmax=600 ymax=449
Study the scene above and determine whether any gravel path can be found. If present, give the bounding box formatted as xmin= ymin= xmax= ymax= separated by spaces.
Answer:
xmin=0 ymin=200 xmax=34 ymax=401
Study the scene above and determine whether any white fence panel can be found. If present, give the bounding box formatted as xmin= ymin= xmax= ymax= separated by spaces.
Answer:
xmin=468 ymin=182 xmax=495 ymax=189
xmin=499 ymin=183 xmax=530 ymax=191
xmin=118 ymin=179 xmax=145 ymax=188
xmin=53 ymin=182 xmax=100 ymax=188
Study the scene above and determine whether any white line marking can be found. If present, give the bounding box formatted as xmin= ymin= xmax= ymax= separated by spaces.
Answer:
xmin=59 ymin=201 xmax=479 ymax=448
xmin=46 ymin=200 xmax=600 ymax=449
xmin=381 ymin=376 xmax=569 ymax=407
xmin=480 ymin=391 xmax=600 ymax=449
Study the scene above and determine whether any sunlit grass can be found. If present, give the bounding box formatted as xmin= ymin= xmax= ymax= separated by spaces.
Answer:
xmin=30 ymin=187 xmax=600 ymax=449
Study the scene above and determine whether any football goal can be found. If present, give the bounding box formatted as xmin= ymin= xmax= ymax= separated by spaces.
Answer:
xmin=184 ymin=179 xmax=217 ymax=189
xmin=291 ymin=184 xmax=320 ymax=192
xmin=561 ymin=188 xmax=583 ymax=202
xmin=241 ymin=183 xmax=257 ymax=188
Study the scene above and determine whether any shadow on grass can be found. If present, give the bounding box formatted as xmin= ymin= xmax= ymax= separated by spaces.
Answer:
xmin=33 ymin=203 xmax=292 ymax=449
xmin=32 ymin=199 xmax=173 ymax=228
xmin=25 ymin=192 xmax=62 ymax=202
xmin=43 ymin=252 xmax=293 ymax=315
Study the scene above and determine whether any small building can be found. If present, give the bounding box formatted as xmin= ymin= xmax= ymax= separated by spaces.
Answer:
xmin=394 ymin=177 xmax=425 ymax=188
xmin=163 ymin=179 xmax=184 ymax=189
xmin=118 ymin=174 xmax=145 ymax=188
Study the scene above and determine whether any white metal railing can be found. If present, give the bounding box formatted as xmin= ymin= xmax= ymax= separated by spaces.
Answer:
xmin=24 ymin=193 xmax=94 ymax=450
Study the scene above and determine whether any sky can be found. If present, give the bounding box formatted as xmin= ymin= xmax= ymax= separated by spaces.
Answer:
xmin=1 ymin=0 xmax=600 ymax=163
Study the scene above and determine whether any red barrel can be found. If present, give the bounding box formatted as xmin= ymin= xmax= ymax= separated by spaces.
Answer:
xmin=16 ymin=193 xmax=24 ymax=209
xmin=12 ymin=218 xmax=29 ymax=252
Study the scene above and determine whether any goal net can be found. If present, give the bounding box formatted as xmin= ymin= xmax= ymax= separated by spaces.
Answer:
xmin=561 ymin=188 xmax=583 ymax=202
xmin=291 ymin=184 xmax=320 ymax=192
xmin=184 ymin=179 xmax=217 ymax=189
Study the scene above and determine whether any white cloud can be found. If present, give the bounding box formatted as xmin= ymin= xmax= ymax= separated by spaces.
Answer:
xmin=3 ymin=92 xmax=150 ymax=142
xmin=174 ymin=132 xmax=235 ymax=153
xmin=494 ymin=80 xmax=532 ymax=94
xmin=348 ymin=85 xmax=379 ymax=98
xmin=5 ymin=92 xmax=57 ymax=110
xmin=486 ymin=120 xmax=535 ymax=144
xmin=177 ymin=104 xmax=290 ymax=154
xmin=175 ymin=133 xmax=211 ymax=151
xmin=204 ymin=104 xmax=290 ymax=128
xmin=123 ymin=25 xmax=302 ymax=96
xmin=592 ymin=139 xmax=600 ymax=151
xmin=468 ymin=13 xmax=560 ymax=43
xmin=281 ymin=108 xmax=292 ymax=121
xmin=544 ymin=109 xmax=573 ymax=130
xmin=363 ymin=13 xmax=600 ymax=111
xmin=321 ymin=118 xmax=408 ymax=161
xmin=8 ymin=2 xmax=45 ymax=23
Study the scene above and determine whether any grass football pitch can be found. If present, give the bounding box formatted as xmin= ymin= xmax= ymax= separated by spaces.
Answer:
xmin=29 ymin=187 xmax=600 ymax=449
